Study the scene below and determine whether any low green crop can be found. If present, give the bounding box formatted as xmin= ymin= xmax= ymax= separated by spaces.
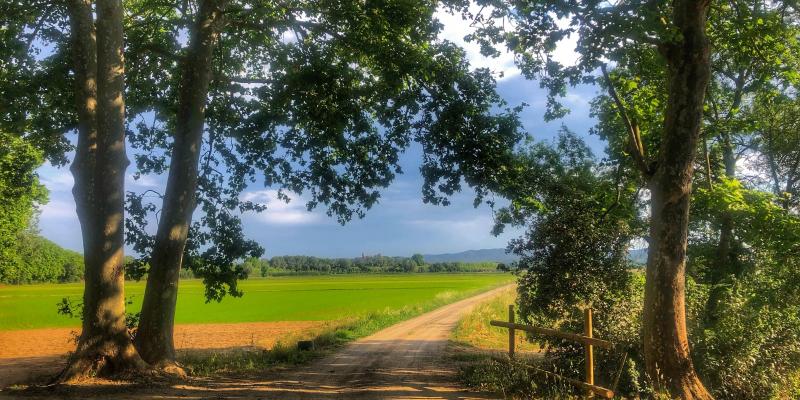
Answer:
xmin=0 ymin=273 xmax=513 ymax=331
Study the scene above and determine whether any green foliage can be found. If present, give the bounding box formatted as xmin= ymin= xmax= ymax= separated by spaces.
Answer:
xmin=2 ymin=232 xmax=84 ymax=284
xmin=0 ymin=132 xmax=47 ymax=273
xmin=692 ymin=178 xmax=800 ymax=257
xmin=257 ymin=255 xmax=499 ymax=275
xmin=457 ymin=358 xmax=548 ymax=399
xmin=508 ymin=176 xmax=800 ymax=398
xmin=237 ymin=257 xmax=264 ymax=278
xmin=106 ymin=0 xmax=522 ymax=300
xmin=747 ymin=93 xmax=800 ymax=211
xmin=459 ymin=0 xmax=800 ymax=397
xmin=688 ymin=178 xmax=800 ymax=399
xmin=5 ymin=0 xmax=522 ymax=301
xmin=456 ymin=0 xmax=685 ymax=119
xmin=486 ymin=132 xmax=652 ymax=395
xmin=0 ymin=4 xmax=74 ymax=166
xmin=56 ymin=295 xmax=142 ymax=340
xmin=692 ymin=270 xmax=800 ymax=399
xmin=492 ymin=131 xmax=642 ymax=320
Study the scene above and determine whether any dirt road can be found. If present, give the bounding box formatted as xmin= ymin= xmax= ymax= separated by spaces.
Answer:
xmin=243 ymin=284 xmax=509 ymax=399
xmin=3 ymin=285 xmax=510 ymax=399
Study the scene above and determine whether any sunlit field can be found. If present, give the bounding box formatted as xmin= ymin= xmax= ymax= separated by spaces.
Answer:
xmin=0 ymin=273 xmax=513 ymax=331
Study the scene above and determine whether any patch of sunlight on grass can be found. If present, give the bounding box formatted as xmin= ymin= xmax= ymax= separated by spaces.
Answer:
xmin=452 ymin=286 xmax=540 ymax=353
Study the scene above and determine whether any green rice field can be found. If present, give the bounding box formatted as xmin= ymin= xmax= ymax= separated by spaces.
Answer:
xmin=0 ymin=273 xmax=513 ymax=331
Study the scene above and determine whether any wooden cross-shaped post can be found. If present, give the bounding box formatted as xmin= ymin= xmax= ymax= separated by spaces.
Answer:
xmin=508 ymin=304 xmax=515 ymax=359
xmin=585 ymin=308 xmax=594 ymax=398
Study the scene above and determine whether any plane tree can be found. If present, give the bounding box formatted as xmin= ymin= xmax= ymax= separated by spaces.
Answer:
xmin=461 ymin=0 xmax=800 ymax=396
xmin=589 ymin=0 xmax=799 ymax=325
xmin=121 ymin=0 xmax=523 ymax=370
xmin=460 ymin=0 xmax=715 ymax=396
xmin=2 ymin=0 xmax=524 ymax=375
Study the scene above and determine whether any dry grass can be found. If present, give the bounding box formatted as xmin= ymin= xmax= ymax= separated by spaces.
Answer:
xmin=451 ymin=286 xmax=540 ymax=354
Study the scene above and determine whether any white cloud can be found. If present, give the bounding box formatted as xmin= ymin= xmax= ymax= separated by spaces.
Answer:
xmin=551 ymin=16 xmax=580 ymax=67
xmin=39 ymin=199 xmax=76 ymax=220
xmin=39 ymin=169 xmax=74 ymax=192
xmin=406 ymin=214 xmax=495 ymax=237
xmin=126 ymin=173 xmax=161 ymax=189
xmin=435 ymin=6 xmax=519 ymax=79
xmin=564 ymin=91 xmax=591 ymax=109
xmin=240 ymin=189 xmax=321 ymax=225
xmin=436 ymin=8 xmax=581 ymax=80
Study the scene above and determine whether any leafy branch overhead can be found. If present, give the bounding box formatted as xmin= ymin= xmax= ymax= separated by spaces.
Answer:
xmin=4 ymin=0 xmax=524 ymax=301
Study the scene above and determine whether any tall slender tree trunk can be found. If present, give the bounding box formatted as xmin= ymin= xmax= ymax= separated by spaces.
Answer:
xmin=134 ymin=0 xmax=224 ymax=369
xmin=714 ymin=76 xmax=742 ymax=278
xmin=705 ymin=71 xmax=746 ymax=324
xmin=642 ymin=0 xmax=713 ymax=398
xmin=705 ymin=131 xmax=737 ymax=324
xmin=60 ymin=0 xmax=146 ymax=382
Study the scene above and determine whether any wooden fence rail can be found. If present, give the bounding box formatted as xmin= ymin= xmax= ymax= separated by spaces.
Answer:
xmin=490 ymin=306 xmax=615 ymax=399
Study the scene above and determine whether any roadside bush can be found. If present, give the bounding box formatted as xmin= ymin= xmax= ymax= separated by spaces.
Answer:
xmin=458 ymin=358 xmax=542 ymax=398
xmin=692 ymin=260 xmax=800 ymax=399
xmin=688 ymin=179 xmax=800 ymax=399
xmin=493 ymin=132 xmax=652 ymax=396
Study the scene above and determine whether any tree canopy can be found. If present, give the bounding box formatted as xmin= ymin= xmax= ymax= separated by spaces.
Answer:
xmin=0 ymin=132 xmax=47 ymax=272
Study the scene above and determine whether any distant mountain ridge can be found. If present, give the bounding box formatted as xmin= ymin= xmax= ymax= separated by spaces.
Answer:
xmin=422 ymin=247 xmax=650 ymax=265
xmin=422 ymin=248 xmax=518 ymax=264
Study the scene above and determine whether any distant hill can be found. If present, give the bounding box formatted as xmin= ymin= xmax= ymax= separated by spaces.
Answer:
xmin=422 ymin=247 xmax=649 ymax=266
xmin=423 ymin=248 xmax=518 ymax=264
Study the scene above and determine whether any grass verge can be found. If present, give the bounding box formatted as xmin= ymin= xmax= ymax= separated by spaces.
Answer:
xmin=448 ymin=286 xmax=582 ymax=399
xmin=451 ymin=286 xmax=539 ymax=353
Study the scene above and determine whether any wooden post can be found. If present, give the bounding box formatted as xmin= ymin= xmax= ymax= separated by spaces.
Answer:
xmin=584 ymin=308 xmax=594 ymax=398
xmin=508 ymin=304 xmax=515 ymax=359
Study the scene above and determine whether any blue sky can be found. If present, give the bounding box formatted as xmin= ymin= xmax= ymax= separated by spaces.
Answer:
xmin=35 ymin=9 xmax=603 ymax=258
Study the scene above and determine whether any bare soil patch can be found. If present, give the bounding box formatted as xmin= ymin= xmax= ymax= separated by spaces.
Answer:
xmin=0 ymin=321 xmax=323 ymax=388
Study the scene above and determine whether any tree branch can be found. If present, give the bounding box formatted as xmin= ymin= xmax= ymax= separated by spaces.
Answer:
xmin=601 ymin=64 xmax=651 ymax=177
xmin=215 ymin=73 xmax=271 ymax=86
xmin=139 ymin=43 xmax=183 ymax=62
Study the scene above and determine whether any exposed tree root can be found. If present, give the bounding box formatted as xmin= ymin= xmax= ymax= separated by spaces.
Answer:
xmin=54 ymin=337 xmax=150 ymax=384
xmin=149 ymin=359 xmax=187 ymax=379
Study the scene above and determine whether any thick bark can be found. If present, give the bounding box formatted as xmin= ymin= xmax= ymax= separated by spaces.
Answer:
xmin=134 ymin=0 xmax=224 ymax=368
xmin=642 ymin=0 xmax=714 ymax=398
xmin=61 ymin=0 xmax=145 ymax=382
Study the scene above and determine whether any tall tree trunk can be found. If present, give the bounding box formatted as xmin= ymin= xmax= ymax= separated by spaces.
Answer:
xmin=714 ymin=76 xmax=742 ymax=277
xmin=704 ymin=131 xmax=737 ymax=324
xmin=642 ymin=0 xmax=713 ymax=398
xmin=705 ymin=71 xmax=745 ymax=325
xmin=60 ymin=0 xmax=146 ymax=382
xmin=134 ymin=0 xmax=224 ymax=369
